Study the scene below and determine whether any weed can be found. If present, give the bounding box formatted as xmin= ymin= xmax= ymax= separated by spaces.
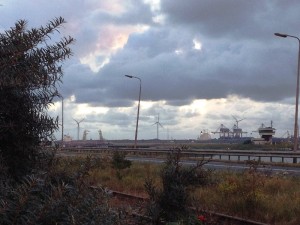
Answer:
xmin=0 ymin=155 xmax=123 ymax=225
xmin=111 ymin=151 xmax=132 ymax=180
xmin=144 ymin=145 xmax=211 ymax=224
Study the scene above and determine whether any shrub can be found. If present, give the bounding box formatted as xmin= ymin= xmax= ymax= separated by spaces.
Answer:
xmin=111 ymin=151 xmax=132 ymax=180
xmin=0 ymin=17 xmax=74 ymax=180
xmin=0 ymin=156 xmax=121 ymax=225
xmin=145 ymin=145 xmax=211 ymax=224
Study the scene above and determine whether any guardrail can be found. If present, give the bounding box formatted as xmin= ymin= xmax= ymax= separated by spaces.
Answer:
xmin=59 ymin=147 xmax=300 ymax=163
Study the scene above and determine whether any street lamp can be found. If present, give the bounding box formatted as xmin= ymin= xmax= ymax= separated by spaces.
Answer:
xmin=56 ymin=93 xmax=64 ymax=144
xmin=125 ymin=74 xmax=142 ymax=148
xmin=60 ymin=96 xmax=64 ymax=143
xmin=275 ymin=33 xmax=300 ymax=160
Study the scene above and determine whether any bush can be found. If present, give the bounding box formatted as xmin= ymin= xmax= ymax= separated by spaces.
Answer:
xmin=111 ymin=151 xmax=132 ymax=180
xmin=0 ymin=17 xmax=74 ymax=180
xmin=145 ymin=145 xmax=211 ymax=224
xmin=0 ymin=156 xmax=121 ymax=225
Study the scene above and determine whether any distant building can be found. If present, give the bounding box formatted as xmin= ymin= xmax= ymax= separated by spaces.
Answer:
xmin=252 ymin=122 xmax=275 ymax=145
xmin=63 ymin=134 xmax=72 ymax=142
xmin=198 ymin=130 xmax=211 ymax=141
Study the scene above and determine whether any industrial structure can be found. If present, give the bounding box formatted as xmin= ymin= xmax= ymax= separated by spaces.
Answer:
xmin=252 ymin=122 xmax=276 ymax=144
xmin=82 ymin=130 xmax=89 ymax=141
xmin=98 ymin=129 xmax=104 ymax=141
xmin=198 ymin=130 xmax=212 ymax=140
xmin=212 ymin=123 xmax=247 ymax=139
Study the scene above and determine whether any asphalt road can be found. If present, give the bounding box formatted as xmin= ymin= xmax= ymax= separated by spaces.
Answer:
xmin=127 ymin=156 xmax=300 ymax=176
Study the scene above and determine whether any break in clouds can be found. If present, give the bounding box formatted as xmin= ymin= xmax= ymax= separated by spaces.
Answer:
xmin=1 ymin=0 xmax=299 ymax=139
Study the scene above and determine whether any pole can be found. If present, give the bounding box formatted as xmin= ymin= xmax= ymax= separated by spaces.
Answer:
xmin=275 ymin=33 xmax=300 ymax=163
xmin=61 ymin=97 xmax=64 ymax=143
xmin=125 ymin=75 xmax=142 ymax=148
xmin=135 ymin=78 xmax=141 ymax=148
xmin=294 ymin=37 xmax=300 ymax=158
xmin=77 ymin=123 xmax=79 ymax=140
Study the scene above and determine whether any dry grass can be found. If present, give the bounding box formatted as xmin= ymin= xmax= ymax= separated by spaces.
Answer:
xmin=192 ymin=171 xmax=300 ymax=225
xmin=88 ymin=161 xmax=162 ymax=195
xmin=58 ymin=156 xmax=300 ymax=225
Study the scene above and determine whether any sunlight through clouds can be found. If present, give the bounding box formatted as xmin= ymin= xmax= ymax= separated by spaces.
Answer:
xmin=79 ymin=24 xmax=149 ymax=72
xmin=3 ymin=0 xmax=299 ymax=140
xmin=193 ymin=38 xmax=202 ymax=50
xmin=175 ymin=49 xmax=184 ymax=55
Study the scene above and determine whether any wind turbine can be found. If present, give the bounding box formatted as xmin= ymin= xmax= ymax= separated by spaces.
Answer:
xmin=232 ymin=115 xmax=244 ymax=128
xmin=98 ymin=129 xmax=104 ymax=141
xmin=153 ymin=114 xmax=163 ymax=140
xmin=74 ymin=118 xmax=84 ymax=140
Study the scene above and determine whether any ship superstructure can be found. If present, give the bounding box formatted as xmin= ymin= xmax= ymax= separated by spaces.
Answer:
xmin=252 ymin=121 xmax=276 ymax=144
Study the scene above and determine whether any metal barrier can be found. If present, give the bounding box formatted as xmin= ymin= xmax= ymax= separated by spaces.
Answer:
xmin=59 ymin=147 xmax=300 ymax=163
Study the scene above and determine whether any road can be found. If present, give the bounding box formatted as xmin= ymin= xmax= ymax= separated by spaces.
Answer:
xmin=57 ymin=150 xmax=300 ymax=176
xmin=127 ymin=156 xmax=300 ymax=176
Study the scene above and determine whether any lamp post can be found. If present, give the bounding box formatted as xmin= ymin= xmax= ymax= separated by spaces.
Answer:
xmin=56 ymin=94 xmax=64 ymax=144
xmin=275 ymin=33 xmax=300 ymax=161
xmin=125 ymin=74 xmax=141 ymax=148
xmin=61 ymin=96 xmax=64 ymax=142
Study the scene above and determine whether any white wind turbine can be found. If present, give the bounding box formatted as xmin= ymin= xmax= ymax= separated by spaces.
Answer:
xmin=73 ymin=118 xmax=84 ymax=140
xmin=153 ymin=114 xmax=164 ymax=140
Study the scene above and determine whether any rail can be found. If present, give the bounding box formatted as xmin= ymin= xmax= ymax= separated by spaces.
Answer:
xmin=109 ymin=190 xmax=269 ymax=225
xmin=59 ymin=147 xmax=300 ymax=163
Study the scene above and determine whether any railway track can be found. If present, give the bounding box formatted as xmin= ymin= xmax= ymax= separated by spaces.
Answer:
xmin=108 ymin=190 xmax=269 ymax=225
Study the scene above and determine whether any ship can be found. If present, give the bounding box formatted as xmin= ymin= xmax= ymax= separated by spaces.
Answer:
xmin=198 ymin=130 xmax=212 ymax=141
xmin=252 ymin=121 xmax=276 ymax=145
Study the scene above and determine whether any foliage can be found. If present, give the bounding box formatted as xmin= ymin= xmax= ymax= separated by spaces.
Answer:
xmin=216 ymin=160 xmax=267 ymax=218
xmin=111 ymin=151 xmax=132 ymax=180
xmin=57 ymin=156 xmax=300 ymax=224
xmin=0 ymin=156 xmax=120 ymax=225
xmin=0 ymin=17 xmax=123 ymax=225
xmin=0 ymin=17 xmax=74 ymax=179
xmin=144 ymin=145 xmax=211 ymax=224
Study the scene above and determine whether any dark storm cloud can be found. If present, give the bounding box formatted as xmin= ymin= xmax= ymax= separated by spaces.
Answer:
xmin=161 ymin=0 xmax=262 ymax=38
xmin=2 ymin=0 xmax=300 ymax=138
xmin=66 ymin=33 xmax=297 ymax=107
xmin=160 ymin=0 xmax=300 ymax=40
xmin=3 ymin=0 xmax=298 ymax=107
xmin=94 ymin=27 xmax=296 ymax=105
xmin=2 ymin=0 xmax=300 ymax=108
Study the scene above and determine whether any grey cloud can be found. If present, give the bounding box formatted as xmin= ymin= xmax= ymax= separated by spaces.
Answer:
xmin=104 ymin=30 xmax=295 ymax=103
xmin=3 ymin=0 xmax=300 ymax=138
xmin=160 ymin=0 xmax=300 ymax=41
xmin=160 ymin=0 xmax=265 ymax=38
xmin=64 ymin=24 xmax=298 ymax=108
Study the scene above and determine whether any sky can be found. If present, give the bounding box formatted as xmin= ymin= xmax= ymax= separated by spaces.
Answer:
xmin=1 ymin=0 xmax=300 ymax=141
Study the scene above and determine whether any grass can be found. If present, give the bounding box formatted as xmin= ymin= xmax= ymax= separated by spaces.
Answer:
xmin=87 ymin=159 xmax=162 ymax=195
xmin=57 ymin=155 xmax=300 ymax=225
xmin=192 ymin=170 xmax=300 ymax=224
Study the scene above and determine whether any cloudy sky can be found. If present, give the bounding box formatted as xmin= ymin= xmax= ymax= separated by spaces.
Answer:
xmin=1 ymin=0 xmax=300 ymax=140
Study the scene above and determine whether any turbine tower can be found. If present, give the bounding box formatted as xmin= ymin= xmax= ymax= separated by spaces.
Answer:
xmin=98 ymin=129 xmax=104 ymax=141
xmin=232 ymin=115 xmax=246 ymax=138
xmin=153 ymin=114 xmax=163 ymax=140
xmin=74 ymin=118 xmax=84 ymax=140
